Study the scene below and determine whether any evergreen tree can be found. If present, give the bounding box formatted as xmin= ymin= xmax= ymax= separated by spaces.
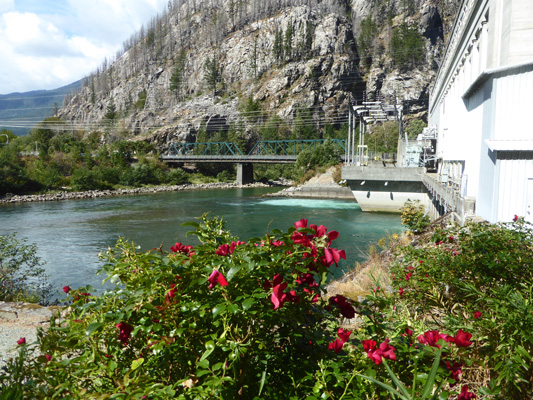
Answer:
xmin=303 ymin=21 xmax=314 ymax=59
xmin=273 ymin=27 xmax=284 ymax=64
xmin=90 ymin=78 xmax=96 ymax=104
xmin=204 ymin=53 xmax=223 ymax=96
xmin=248 ymin=39 xmax=258 ymax=80
xmin=105 ymin=99 xmax=117 ymax=121
xmin=358 ymin=16 xmax=378 ymax=68
xmin=390 ymin=23 xmax=425 ymax=70
xmin=291 ymin=107 xmax=315 ymax=140
xmin=170 ymin=49 xmax=187 ymax=98
xmin=284 ymin=20 xmax=294 ymax=60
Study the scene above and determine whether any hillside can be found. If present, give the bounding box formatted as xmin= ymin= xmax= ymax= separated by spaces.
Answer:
xmin=0 ymin=80 xmax=83 ymax=136
xmin=58 ymin=0 xmax=461 ymax=151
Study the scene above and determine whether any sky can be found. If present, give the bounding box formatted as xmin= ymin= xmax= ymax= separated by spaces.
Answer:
xmin=0 ymin=0 xmax=168 ymax=94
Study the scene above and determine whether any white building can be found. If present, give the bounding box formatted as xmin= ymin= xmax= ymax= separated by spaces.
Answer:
xmin=428 ymin=0 xmax=533 ymax=222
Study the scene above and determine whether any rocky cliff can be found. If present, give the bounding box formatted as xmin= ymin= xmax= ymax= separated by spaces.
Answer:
xmin=58 ymin=0 xmax=461 ymax=150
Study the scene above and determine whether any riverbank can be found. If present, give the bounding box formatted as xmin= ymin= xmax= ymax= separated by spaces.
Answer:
xmin=0 ymin=181 xmax=287 ymax=205
xmin=0 ymin=169 xmax=355 ymax=205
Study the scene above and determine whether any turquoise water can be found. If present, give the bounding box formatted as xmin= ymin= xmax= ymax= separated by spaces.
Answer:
xmin=0 ymin=187 xmax=403 ymax=296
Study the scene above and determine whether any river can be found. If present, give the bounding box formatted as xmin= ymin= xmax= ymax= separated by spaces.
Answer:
xmin=0 ymin=187 xmax=403 ymax=297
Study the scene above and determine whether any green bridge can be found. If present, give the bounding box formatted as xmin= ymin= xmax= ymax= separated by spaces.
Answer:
xmin=162 ymin=139 xmax=346 ymax=184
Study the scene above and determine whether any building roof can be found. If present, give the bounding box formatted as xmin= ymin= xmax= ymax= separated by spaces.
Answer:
xmin=485 ymin=139 xmax=533 ymax=152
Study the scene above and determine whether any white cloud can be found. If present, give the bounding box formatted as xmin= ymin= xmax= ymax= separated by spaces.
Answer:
xmin=3 ymin=12 xmax=82 ymax=57
xmin=0 ymin=0 xmax=168 ymax=94
xmin=0 ymin=0 xmax=14 ymax=13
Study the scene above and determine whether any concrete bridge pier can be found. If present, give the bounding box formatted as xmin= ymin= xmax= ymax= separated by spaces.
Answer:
xmin=236 ymin=163 xmax=254 ymax=185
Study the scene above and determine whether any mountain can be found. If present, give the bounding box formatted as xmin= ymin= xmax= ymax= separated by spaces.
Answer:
xmin=58 ymin=0 xmax=461 ymax=150
xmin=0 ymin=80 xmax=83 ymax=136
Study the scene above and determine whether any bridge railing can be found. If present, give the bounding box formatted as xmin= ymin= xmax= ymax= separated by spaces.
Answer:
xmin=164 ymin=142 xmax=244 ymax=157
xmin=163 ymin=139 xmax=346 ymax=160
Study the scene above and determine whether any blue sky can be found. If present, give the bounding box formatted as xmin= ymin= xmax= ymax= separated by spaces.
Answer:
xmin=0 ymin=0 xmax=168 ymax=94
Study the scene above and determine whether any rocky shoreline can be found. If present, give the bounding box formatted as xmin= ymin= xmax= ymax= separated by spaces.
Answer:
xmin=0 ymin=181 xmax=287 ymax=205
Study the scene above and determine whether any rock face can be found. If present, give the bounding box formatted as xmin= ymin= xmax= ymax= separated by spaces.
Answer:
xmin=58 ymin=0 xmax=461 ymax=150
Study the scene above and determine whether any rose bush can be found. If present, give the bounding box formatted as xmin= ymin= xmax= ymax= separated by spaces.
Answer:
xmin=2 ymin=215 xmax=530 ymax=399
xmin=0 ymin=215 xmax=364 ymax=399
xmin=389 ymin=217 xmax=533 ymax=398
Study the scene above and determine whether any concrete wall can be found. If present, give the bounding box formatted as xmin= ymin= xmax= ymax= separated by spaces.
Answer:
xmin=429 ymin=0 xmax=533 ymax=222
xmin=342 ymin=166 xmax=427 ymax=212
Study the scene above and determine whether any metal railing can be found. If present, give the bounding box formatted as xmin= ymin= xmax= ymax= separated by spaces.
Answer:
xmin=162 ymin=139 xmax=346 ymax=161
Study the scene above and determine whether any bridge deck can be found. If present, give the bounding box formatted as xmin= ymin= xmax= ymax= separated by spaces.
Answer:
xmin=162 ymin=155 xmax=298 ymax=164
xmin=162 ymin=139 xmax=346 ymax=164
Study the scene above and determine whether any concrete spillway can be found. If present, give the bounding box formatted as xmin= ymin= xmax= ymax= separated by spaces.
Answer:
xmin=342 ymin=165 xmax=427 ymax=212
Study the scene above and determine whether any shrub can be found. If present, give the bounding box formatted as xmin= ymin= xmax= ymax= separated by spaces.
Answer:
xmin=70 ymin=167 xmax=103 ymax=191
xmin=389 ymin=219 xmax=533 ymax=398
xmin=405 ymin=118 xmax=426 ymax=139
xmin=400 ymin=200 xmax=430 ymax=232
xmin=4 ymin=217 xmax=531 ymax=399
xmin=0 ymin=216 xmax=365 ymax=399
xmin=0 ymin=158 xmax=42 ymax=195
xmin=294 ymin=140 xmax=342 ymax=180
xmin=0 ymin=235 xmax=51 ymax=304
xmin=216 ymin=169 xmax=234 ymax=182
xmin=162 ymin=167 xmax=191 ymax=185
xmin=136 ymin=90 xmax=147 ymax=109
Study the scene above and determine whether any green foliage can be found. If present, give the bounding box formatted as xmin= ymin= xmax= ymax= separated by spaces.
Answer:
xmin=49 ymin=132 xmax=86 ymax=154
xmin=273 ymin=26 xmax=284 ymax=63
xmin=136 ymin=90 xmax=147 ymax=109
xmin=405 ymin=119 xmax=427 ymax=139
xmin=284 ymin=20 xmax=294 ymax=60
xmin=0 ymin=234 xmax=51 ymax=304
xmin=0 ymin=119 xmax=186 ymax=194
xmin=0 ymin=129 xmax=17 ymax=144
xmin=294 ymin=140 xmax=342 ymax=180
xmin=400 ymin=200 xmax=430 ymax=232
xmin=324 ymin=122 xmax=349 ymax=140
xmin=164 ymin=167 xmax=191 ymax=185
xmin=302 ymin=21 xmax=314 ymax=59
xmin=370 ymin=121 xmax=399 ymax=154
xmin=105 ymin=98 xmax=117 ymax=121
xmin=358 ymin=16 xmax=379 ymax=67
xmin=216 ymin=169 xmax=234 ymax=182
xmin=239 ymin=95 xmax=261 ymax=116
xmin=248 ymin=39 xmax=259 ymax=80
xmin=259 ymin=116 xmax=290 ymax=141
xmin=204 ymin=53 xmax=223 ymax=96
xmin=170 ymin=49 xmax=187 ymax=98
xmin=390 ymin=23 xmax=425 ymax=70
xmin=254 ymin=164 xmax=293 ymax=182
xmin=291 ymin=107 xmax=315 ymax=140
xmin=70 ymin=167 xmax=109 ymax=191
xmin=0 ymin=216 xmax=360 ymax=398
xmin=3 ymin=214 xmax=532 ymax=399
xmin=29 ymin=117 xmax=63 ymax=157
xmin=27 ymin=160 xmax=63 ymax=190
xmin=0 ymin=156 xmax=41 ymax=195
xmin=390 ymin=218 xmax=533 ymax=398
